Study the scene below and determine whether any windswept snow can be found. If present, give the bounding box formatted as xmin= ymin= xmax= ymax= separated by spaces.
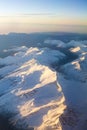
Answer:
xmin=3 ymin=46 xmax=28 ymax=53
xmin=44 ymin=39 xmax=65 ymax=47
xmin=70 ymin=46 xmax=80 ymax=53
xmin=0 ymin=40 xmax=87 ymax=130
xmin=0 ymin=47 xmax=65 ymax=66
xmin=57 ymin=40 xmax=87 ymax=130
xmin=0 ymin=46 xmax=66 ymax=130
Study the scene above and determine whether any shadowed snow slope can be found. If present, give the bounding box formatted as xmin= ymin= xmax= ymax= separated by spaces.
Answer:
xmin=0 ymin=47 xmax=66 ymax=130
xmin=44 ymin=40 xmax=65 ymax=47
xmin=0 ymin=40 xmax=87 ymax=130
xmin=58 ymin=40 xmax=87 ymax=130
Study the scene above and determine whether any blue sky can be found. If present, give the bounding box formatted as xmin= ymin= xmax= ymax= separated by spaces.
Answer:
xmin=0 ymin=0 xmax=87 ymax=33
xmin=0 ymin=0 xmax=87 ymax=16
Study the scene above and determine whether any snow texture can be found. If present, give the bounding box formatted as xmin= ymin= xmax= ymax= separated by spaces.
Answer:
xmin=0 ymin=40 xmax=87 ymax=130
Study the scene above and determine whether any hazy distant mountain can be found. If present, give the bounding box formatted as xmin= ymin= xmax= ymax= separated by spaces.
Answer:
xmin=0 ymin=32 xmax=87 ymax=52
xmin=0 ymin=35 xmax=87 ymax=130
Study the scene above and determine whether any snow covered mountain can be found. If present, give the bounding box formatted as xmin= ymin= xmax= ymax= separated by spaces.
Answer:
xmin=0 ymin=40 xmax=87 ymax=130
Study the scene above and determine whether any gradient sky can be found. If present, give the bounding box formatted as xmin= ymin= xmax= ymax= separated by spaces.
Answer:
xmin=0 ymin=0 xmax=87 ymax=34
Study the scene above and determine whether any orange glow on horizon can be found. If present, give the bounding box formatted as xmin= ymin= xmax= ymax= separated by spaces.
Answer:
xmin=0 ymin=15 xmax=87 ymax=34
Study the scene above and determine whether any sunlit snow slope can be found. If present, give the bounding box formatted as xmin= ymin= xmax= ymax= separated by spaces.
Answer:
xmin=0 ymin=46 xmax=66 ymax=130
xmin=0 ymin=40 xmax=87 ymax=130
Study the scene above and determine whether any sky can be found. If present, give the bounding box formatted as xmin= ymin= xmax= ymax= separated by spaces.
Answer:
xmin=0 ymin=0 xmax=87 ymax=34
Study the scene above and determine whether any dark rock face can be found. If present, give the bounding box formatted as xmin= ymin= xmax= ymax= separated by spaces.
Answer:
xmin=0 ymin=115 xmax=14 ymax=130
xmin=0 ymin=115 xmax=34 ymax=130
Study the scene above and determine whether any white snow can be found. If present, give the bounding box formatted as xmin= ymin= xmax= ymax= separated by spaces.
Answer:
xmin=44 ymin=39 xmax=65 ymax=47
xmin=0 ymin=39 xmax=87 ymax=130
xmin=57 ymin=40 xmax=87 ymax=130
xmin=70 ymin=46 xmax=80 ymax=53
xmin=0 ymin=47 xmax=65 ymax=66
xmin=3 ymin=46 xmax=28 ymax=52
xmin=0 ymin=46 xmax=66 ymax=130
